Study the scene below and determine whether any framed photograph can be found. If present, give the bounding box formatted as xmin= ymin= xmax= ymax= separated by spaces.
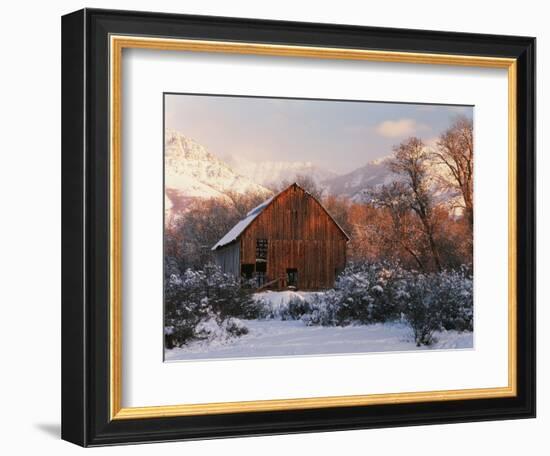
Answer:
xmin=61 ymin=8 xmax=535 ymax=447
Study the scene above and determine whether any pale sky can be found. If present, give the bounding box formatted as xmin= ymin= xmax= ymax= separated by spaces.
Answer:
xmin=165 ymin=93 xmax=473 ymax=174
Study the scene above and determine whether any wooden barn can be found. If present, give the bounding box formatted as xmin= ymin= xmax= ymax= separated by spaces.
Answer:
xmin=212 ymin=183 xmax=349 ymax=290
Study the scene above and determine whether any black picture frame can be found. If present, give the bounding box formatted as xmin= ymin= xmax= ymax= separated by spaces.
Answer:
xmin=62 ymin=8 xmax=536 ymax=447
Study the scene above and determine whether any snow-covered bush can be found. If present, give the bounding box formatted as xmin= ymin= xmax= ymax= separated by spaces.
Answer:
xmin=225 ymin=317 xmax=250 ymax=337
xmin=397 ymin=273 xmax=444 ymax=346
xmin=300 ymin=290 xmax=339 ymax=326
xmin=333 ymin=263 xmax=402 ymax=324
xmin=252 ymin=291 xmax=315 ymax=320
xmin=436 ymin=267 xmax=473 ymax=332
xmin=285 ymin=295 xmax=314 ymax=320
xmin=164 ymin=263 xmax=254 ymax=347
xmin=299 ymin=262 xmax=473 ymax=346
xmin=299 ymin=263 xmax=402 ymax=326
xmin=396 ymin=267 xmax=473 ymax=345
xmin=195 ymin=316 xmax=249 ymax=341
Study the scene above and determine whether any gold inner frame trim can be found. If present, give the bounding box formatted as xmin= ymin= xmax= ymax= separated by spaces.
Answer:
xmin=109 ymin=35 xmax=518 ymax=421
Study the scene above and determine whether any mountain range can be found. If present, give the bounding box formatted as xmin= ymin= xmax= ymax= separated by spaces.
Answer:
xmin=321 ymin=156 xmax=398 ymax=202
xmin=225 ymin=155 xmax=338 ymax=188
xmin=164 ymin=130 xmax=462 ymax=221
xmin=165 ymin=130 xmax=272 ymax=220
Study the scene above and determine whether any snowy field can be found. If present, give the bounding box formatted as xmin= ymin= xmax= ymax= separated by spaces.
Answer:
xmin=165 ymin=319 xmax=473 ymax=361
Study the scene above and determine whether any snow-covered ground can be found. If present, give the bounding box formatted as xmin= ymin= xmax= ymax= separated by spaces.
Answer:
xmin=165 ymin=320 xmax=473 ymax=361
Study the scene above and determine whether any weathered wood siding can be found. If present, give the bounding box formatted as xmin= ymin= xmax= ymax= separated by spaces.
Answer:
xmin=240 ymin=184 xmax=347 ymax=290
xmin=213 ymin=240 xmax=240 ymax=277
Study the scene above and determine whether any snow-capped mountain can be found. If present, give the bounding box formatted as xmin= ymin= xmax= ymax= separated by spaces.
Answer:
xmin=164 ymin=129 xmax=464 ymax=223
xmin=225 ymin=156 xmax=338 ymax=189
xmin=165 ymin=130 xmax=271 ymax=220
xmin=321 ymin=155 xmax=397 ymax=201
xmin=321 ymin=155 xmax=464 ymax=214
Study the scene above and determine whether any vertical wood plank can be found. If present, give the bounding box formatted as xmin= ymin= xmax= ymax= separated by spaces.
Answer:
xmin=224 ymin=184 xmax=348 ymax=290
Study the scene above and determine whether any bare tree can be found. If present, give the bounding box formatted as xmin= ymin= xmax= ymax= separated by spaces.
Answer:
xmin=226 ymin=190 xmax=272 ymax=219
xmin=369 ymin=182 xmax=426 ymax=270
xmin=389 ymin=137 xmax=442 ymax=271
xmin=433 ymin=116 xmax=474 ymax=230
xmin=171 ymin=198 xmax=239 ymax=270
xmin=323 ymin=195 xmax=352 ymax=237
xmin=167 ymin=190 xmax=274 ymax=271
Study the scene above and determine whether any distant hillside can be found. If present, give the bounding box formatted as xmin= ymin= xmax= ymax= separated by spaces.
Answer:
xmin=321 ymin=155 xmax=397 ymax=201
xmin=321 ymin=155 xmax=464 ymax=215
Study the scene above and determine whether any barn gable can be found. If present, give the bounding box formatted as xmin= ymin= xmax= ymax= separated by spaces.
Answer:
xmin=212 ymin=183 xmax=348 ymax=251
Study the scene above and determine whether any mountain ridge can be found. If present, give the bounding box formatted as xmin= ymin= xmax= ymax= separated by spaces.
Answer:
xmin=320 ymin=155 xmax=397 ymax=201
xmin=164 ymin=130 xmax=272 ymax=221
xmin=164 ymin=131 xmax=464 ymax=220
xmin=225 ymin=155 xmax=338 ymax=189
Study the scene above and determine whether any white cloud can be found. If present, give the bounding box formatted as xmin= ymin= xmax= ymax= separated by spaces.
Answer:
xmin=375 ymin=118 xmax=429 ymax=138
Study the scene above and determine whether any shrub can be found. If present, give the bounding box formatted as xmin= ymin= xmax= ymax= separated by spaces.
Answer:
xmin=298 ymin=262 xmax=473 ymax=347
xmin=333 ymin=263 xmax=402 ymax=324
xmin=164 ymin=264 xmax=253 ymax=347
xmin=437 ymin=267 xmax=473 ymax=332
xmin=252 ymin=292 xmax=315 ymax=320
xmin=396 ymin=268 xmax=473 ymax=345
xmin=284 ymin=295 xmax=314 ymax=320
xmin=225 ymin=318 xmax=249 ymax=337
xmin=195 ymin=315 xmax=249 ymax=341
xmin=299 ymin=263 xmax=403 ymax=327
xmin=397 ymin=274 xmax=443 ymax=346
xmin=301 ymin=291 xmax=339 ymax=326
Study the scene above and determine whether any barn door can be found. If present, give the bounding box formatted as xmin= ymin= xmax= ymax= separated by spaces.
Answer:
xmin=241 ymin=264 xmax=254 ymax=280
xmin=286 ymin=268 xmax=298 ymax=288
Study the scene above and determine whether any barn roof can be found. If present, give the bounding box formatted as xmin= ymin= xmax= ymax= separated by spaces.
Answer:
xmin=211 ymin=183 xmax=349 ymax=251
xmin=211 ymin=196 xmax=274 ymax=250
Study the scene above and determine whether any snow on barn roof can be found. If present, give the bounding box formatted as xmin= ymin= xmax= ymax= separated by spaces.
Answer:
xmin=211 ymin=196 xmax=274 ymax=250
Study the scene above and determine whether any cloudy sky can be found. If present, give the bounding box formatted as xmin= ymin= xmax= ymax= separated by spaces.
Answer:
xmin=165 ymin=93 xmax=472 ymax=174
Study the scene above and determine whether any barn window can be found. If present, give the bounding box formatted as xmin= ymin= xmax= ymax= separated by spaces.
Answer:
xmin=256 ymin=239 xmax=268 ymax=260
